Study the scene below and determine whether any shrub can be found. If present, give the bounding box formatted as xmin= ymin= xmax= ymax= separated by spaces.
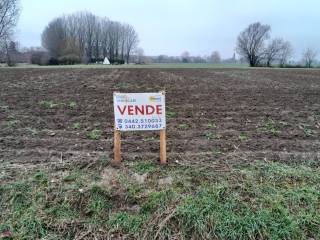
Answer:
xmin=110 ymin=59 xmax=125 ymax=65
xmin=58 ymin=54 xmax=81 ymax=65
xmin=48 ymin=57 xmax=59 ymax=65
xmin=91 ymin=58 xmax=104 ymax=63
xmin=7 ymin=57 xmax=17 ymax=67
xmin=280 ymin=64 xmax=305 ymax=68
xmin=31 ymin=52 xmax=49 ymax=65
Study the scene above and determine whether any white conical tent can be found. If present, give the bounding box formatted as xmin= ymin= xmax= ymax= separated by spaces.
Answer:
xmin=103 ymin=57 xmax=110 ymax=65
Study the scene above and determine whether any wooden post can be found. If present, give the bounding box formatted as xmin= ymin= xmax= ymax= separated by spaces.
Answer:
xmin=113 ymin=129 xmax=121 ymax=165
xmin=160 ymin=129 xmax=167 ymax=165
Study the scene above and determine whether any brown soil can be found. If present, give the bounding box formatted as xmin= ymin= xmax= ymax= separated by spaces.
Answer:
xmin=1 ymin=68 xmax=320 ymax=180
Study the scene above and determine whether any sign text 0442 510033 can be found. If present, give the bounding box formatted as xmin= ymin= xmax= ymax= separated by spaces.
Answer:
xmin=113 ymin=92 xmax=166 ymax=131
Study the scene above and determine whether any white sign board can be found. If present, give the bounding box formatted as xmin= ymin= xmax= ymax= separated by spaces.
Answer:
xmin=114 ymin=92 xmax=166 ymax=131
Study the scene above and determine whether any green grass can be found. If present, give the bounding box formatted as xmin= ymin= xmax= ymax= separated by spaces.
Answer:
xmin=7 ymin=120 xmax=20 ymax=128
xmin=0 ymin=161 xmax=319 ymax=239
xmin=175 ymin=186 xmax=315 ymax=239
xmin=133 ymin=161 xmax=157 ymax=174
xmin=166 ymin=109 xmax=177 ymax=119
xmin=108 ymin=212 xmax=146 ymax=234
xmin=86 ymin=185 xmax=112 ymax=219
xmin=299 ymin=124 xmax=314 ymax=137
xmin=72 ymin=122 xmax=81 ymax=130
xmin=39 ymin=100 xmax=59 ymax=109
xmin=0 ymin=105 xmax=9 ymax=112
xmin=177 ymin=123 xmax=190 ymax=130
xmin=141 ymin=190 xmax=174 ymax=214
xmin=25 ymin=127 xmax=38 ymax=136
xmin=87 ymin=129 xmax=102 ymax=140
xmin=114 ymin=82 xmax=130 ymax=88
xmin=68 ymin=101 xmax=77 ymax=109
xmin=238 ymin=132 xmax=248 ymax=141
xmin=206 ymin=121 xmax=217 ymax=129
xmin=203 ymin=132 xmax=222 ymax=140
xmin=259 ymin=119 xmax=281 ymax=135
xmin=211 ymin=148 xmax=222 ymax=157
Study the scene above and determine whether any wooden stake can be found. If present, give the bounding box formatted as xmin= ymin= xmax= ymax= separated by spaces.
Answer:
xmin=113 ymin=129 xmax=121 ymax=165
xmin=160 ymin=129 xmax=167 ymax=165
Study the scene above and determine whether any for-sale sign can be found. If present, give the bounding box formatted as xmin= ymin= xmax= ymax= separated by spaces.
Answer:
xmin=113 ymin=92 xmax=166 ymax=131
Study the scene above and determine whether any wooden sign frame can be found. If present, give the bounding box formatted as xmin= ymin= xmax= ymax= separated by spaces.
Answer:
xmin=112 ymin=92 xmax=167 ymax=166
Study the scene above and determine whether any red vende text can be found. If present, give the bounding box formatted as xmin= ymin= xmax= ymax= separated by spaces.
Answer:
xmin=117 ymin=105 xmax=162 ymax=115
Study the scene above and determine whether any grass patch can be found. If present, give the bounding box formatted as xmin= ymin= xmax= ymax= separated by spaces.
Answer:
xmin=166 ymin=109 xmax=177 ymax=119
xmin=206 ymin=121 xmax=217 ymax=128
xmin=154 ymin=162 xmax=320 ymax=239
xmin=203 ymin=132 xmax=222 ymax=140
xmin=25 ymin=127 xmax=38 ymax=136
xmin=141 ymin=189 xmax=174 ymax=214
xmin=87 ymin=129 xmax=102 ymax=140
xmin=176 ymin=186 xmax=304 ymax=239
xmin=0 ymin=105 xmax=9 ymax=112
xmin=260 ymin=119 xmax=281 ymax=135
xmin=86 ymin=185 xmax=112 ymax=219
xmin=133 ymin=161 xmax=157 ymax=174
xmin=39 ymin=100 xmax=59 ymax=109
xmin=72 ymin=122 xmax=81 ymax=130
xmin=177 ymin=123 xmax=190 ymax=130
xmin=211 ymin=148 xmax=222 ymax=157
xmin=238 ymin=132 xmax=248 ymax=141
xmin=97 ymin=154 xmax=109 ymax=169
xmin=299 ymin=124 xmax=314 ymax=137
xmin=114 ymin=82 xmax=130 ymax=89
xmin=109 ymin=212 xmax=146 ymax=234
xmin=63 ymin=173 xmax=79 ymax=182
xmin=1 ymin=161 xmax=319 ymax=239
xmin=68 ymin=101 xmax=77 ymax=109
xmin=7 ymin=120 xmax=20 ymax=128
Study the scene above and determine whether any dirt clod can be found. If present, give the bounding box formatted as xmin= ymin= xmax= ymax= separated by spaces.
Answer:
xmin=133 ymin=173 xmax=148 ymax=184
xmin=158 ymin=176 xmax=173 ymax=186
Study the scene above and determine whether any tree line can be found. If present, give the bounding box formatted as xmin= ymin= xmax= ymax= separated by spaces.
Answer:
xmin=236 ymin=22 xmax=318 ymax=68
xmin=41 ymin=12 xmax=139 ymax=64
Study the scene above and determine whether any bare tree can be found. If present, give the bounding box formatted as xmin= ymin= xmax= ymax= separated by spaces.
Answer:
xmin=0 ymin=0 xmax=20 ymax=42
xmin=100 ymin=17 xmax=110 ymax=59
xmin=135 ymin=47 xmax=145 ymax=63
xmin=264 ymin=38 xmax=282 ymax=67
xmin=264 ymin=38 xmax=293 ymax=67
xmin=83 ymin=12 xmax=97 ymax=61
xmin=75 ymin=12 xmax=87 ymax=59
xmin=278 ymin=41 xmax=293 ymax=67
xmin=5 ymin=40 xmax=18 ymax=66
xmin=181 ymin=51 xmax=190 ymax=63
xmin=0 ymin=0 xmax=20 ymax=66
xmin=236 ymin=22 xmax=271 ymax=67
xmin=302 ymin=48 xmax=317 ymax=68
xmin=210 ymin=51 xmax=221 ymax=63
xmin=124 ymin=24 xmax=138 ymax=63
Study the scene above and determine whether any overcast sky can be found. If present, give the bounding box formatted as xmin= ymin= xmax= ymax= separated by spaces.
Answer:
xmin=17 ymin=0 xmax=319 ymax=59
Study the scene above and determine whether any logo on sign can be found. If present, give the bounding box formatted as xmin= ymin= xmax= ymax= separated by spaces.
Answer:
xmin=149 ymin=95 xmax=162 ymax=103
